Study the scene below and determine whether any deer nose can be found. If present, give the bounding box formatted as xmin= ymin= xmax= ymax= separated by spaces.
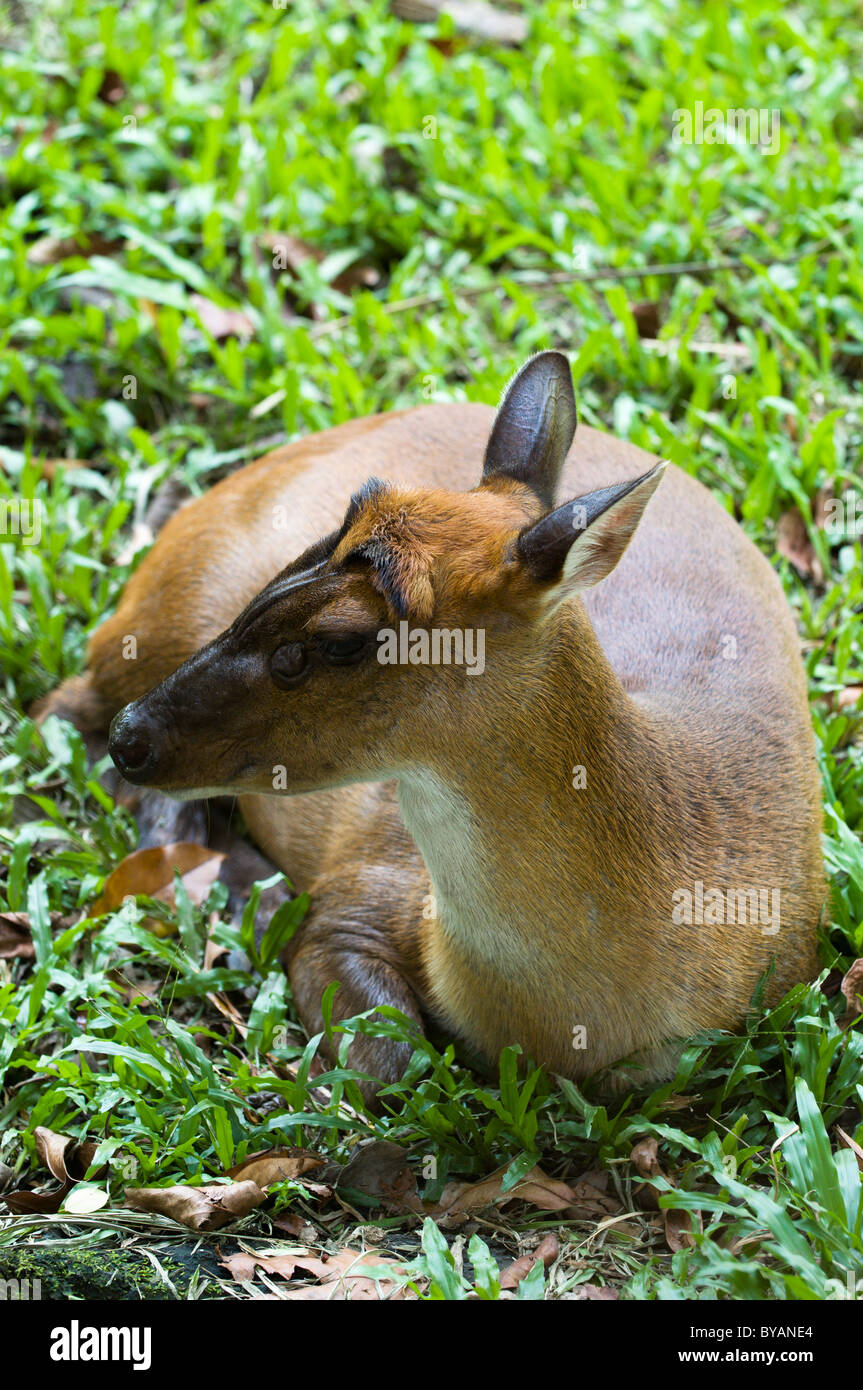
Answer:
xmin=108 ymin=707 xmax=159 ymax=782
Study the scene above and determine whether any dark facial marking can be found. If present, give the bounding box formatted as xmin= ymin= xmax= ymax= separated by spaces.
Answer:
xmin=232 ymin=478 xmax=394 ymax=641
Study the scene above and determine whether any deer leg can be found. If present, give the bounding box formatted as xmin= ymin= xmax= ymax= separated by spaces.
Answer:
xmin=282 ymin=868 xmax=429 ymax=1105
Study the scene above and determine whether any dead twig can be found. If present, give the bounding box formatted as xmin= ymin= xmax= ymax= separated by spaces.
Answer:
xmin=308 ymin=239 xmax=832 ymax=342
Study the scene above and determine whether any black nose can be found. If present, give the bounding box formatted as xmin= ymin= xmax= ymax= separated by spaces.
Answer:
xmin=108 ymin=707 xmax=159 ymax=782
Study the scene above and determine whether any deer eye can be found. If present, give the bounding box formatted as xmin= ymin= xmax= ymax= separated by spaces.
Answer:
xmin=317 ymin=634 xmax=368 ymax=666
xmin=270 ymin=642 xmax=309 ymax=688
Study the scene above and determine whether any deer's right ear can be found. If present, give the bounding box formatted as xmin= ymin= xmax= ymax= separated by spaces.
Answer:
xmin=481 ymin=351 xmax=577 ymax=509
xmin=516 ymin=460 xmax=666 ymax=602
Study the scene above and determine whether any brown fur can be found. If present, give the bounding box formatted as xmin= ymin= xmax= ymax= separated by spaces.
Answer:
xmin=40 ymin=356 xmax=825 ymax=1092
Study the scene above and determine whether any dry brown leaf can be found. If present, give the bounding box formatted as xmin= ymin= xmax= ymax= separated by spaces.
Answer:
xmin=334 ymin=1140 xmax=423 ymax=1214
xmin=2 ymin=1187 xmax=72 ymax=1215
xmin=432 ymin=1163 xmax=576 ymax=1222
xmin=0 ymin=912 xmax=36 ymax=960
xmin=272 ymin=1212 xmax=311 ymax=1238
xmin=631 ymin=1136 xmax=701 ymax=1252
xmin=776 ymin=508 xmax=823 ymax=583
xmin=203 ymin=924 xmax=229 ymax=971
xmin=569 ymin=1283 xmax=619 ymax=1300
xmin=36 ymin=1126 xmax=100 ymax=1184
xmin=664 ymin=1206 xmax=700 ymax=1252
xmin=32 ymin=457 xmax=89 ymax=481
xmin=640 ymin=337 xmax=752 ymax=362
xmin=836 ymin=1126 xmax=863 ymax=1172
xmin=390 ymin=0 xmax=528 ymax=45
xmin=27 ymin=233 xmax=121 ymax=266
xmin=658 ymin=1093 xmax=697 ymax=1112
xmin=630 ymin=1137 xmax=662 ymax=1179
xmin=568 ymin=1174 xmax=621 ymax=1219
xmin=258 ymin=233 xmax=379 ymax=293
xmin=125 ymin=1180 xmax=265 ymax=1231
xmin=839 ymin=958 xmax=863 ymax=1030
xmin=2 ymin=1126 xmax=102 ymax=1215
xmin=257 ymin=233 xmax=379 ymax=322
xmin=97 ymin=69 xmax=126 ymax=103
xmin=500 ymin=1233 xmax=559 ymax=1290
xmin=836 ymin=687 xmax=863 ymax=712
xmin=190 ymin=294 xmax=255 ymax=341
xmin=631 ymin=300 xmax=661 ymax=339
xmin=220 ymin=1246 xmax=410 ymax=1300
xmin=92 ymin=842 xmax=226 ymax=927
xmin=292 ymin=1179 xmax=334 ymax=1201
xmin=228 ymin=1148 xmax=326 ymax=1189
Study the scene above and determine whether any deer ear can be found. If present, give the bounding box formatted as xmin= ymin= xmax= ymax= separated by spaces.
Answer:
xmin=481 ymin=351 xmax=577 ymax=508
xmin=517 ymin=461 xmax=666 ymax=599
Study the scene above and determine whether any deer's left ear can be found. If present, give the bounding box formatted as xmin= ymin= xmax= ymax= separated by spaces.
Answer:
xmin=516 ymin=461 xmax=666 ymax=599
xmin=481 ymin=351 xmax=577 ymax=508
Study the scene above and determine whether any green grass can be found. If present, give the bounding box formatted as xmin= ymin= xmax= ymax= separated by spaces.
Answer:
xmin=0 ymin=0 xmax=862 ymax=1301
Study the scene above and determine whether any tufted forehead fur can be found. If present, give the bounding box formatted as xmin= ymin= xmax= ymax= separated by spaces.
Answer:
xmin=329 ymin=475 xmax=544 ymax=622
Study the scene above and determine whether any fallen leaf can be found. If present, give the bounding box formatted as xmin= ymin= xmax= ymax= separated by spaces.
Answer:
xmin=228 ymin=1149 xmax=326 ymax=1189
xmin=569 ymin=1283 xmax=619 ymax=1300
xmin=631 ymin=300 xmax=660 ymax=339
xmin=259 ymin=233 xmax=379 ymax=294
xmin=1 ymin=1188 xmax=71 ymax=1215
xmin=220 ymin=1246 xmax=411 ymax=1300
xmin=37 ymin=1127 xmax=98 ymax=1184
xmin=630 ymin=1138 xmax=662 ymax=1179
xmin=190 ymin=294 xmax=255 ymax=341
xmin=125 ymin=1180 xmax=265 ymax=1231
xmin=2 ymin=1126 xmax=102 ymax=1215
xmin=658 ymin=1093 xmax=697 ymax=1112
xmin=27 ymin=233 xmax=121 ymax=266
xmin=813 ymin=486 xmax=835 ymax=529
xmin=836 ymin=687 xmax=863 ymax=712
xmin=500 ymin=1233 xmax=559 ymax=1290
xmin=334 ymin=1140 xmax=423 ymax=1214
xmin=568 ymin=1174 xmax=621 ymax=1219
xmin=272 ymin=1212 xmax=311 ymax=1238
xmin=92 ymin=842 xmax=226 ymax=928
xmin=390 ymin=0 xmax=528 ymax=45
xmin=836 ymin=1126 xmax=863 ymax=1173
xmin=33 ymin=457 xmax=89 ymax=481
xmin=638 ymin=338 xmax=752 ymax=362
xmin=257 ymin=233 xmax=379 ymax=322
xmin=839 ymin=958 xmax=863 ymax=1030
xmin=432 ymin=1163 xmax=577 ymax=1222
xmin=63 ymin=1185 xmax=110 ymax=1214
xmin=0 ymin=912 xmax=36 ymax=960
xmin=664 ymin=1206 xmax=700 ymax=1252
xmin=203 ymin=924 xmax=228 ymax=971
xmin=97 ymin=68 xmax=125 ymax=103
xmin=776 ymin=508 xmax=823 ymax=583
xmin=630 ymin=1137 xmax=698 ymax=1251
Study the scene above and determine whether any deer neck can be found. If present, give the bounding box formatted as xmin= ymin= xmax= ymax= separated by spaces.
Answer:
xmin=395 ymin=602 xmax=678 ymax=973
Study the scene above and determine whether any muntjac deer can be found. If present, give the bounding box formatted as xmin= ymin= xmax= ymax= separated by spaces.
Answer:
xmin=41 ymin=352 xmax=824 ymax=1095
